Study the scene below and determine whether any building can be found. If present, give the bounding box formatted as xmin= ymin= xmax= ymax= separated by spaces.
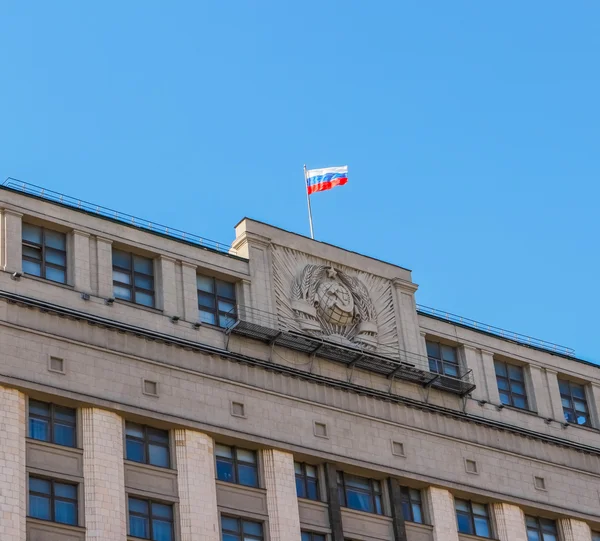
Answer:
xmin=0 ymin=179 xmax=599 ymax=541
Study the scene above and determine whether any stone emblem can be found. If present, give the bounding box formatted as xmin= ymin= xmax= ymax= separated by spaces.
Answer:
xmin=291 ymin=264 xmax=378 ymax=350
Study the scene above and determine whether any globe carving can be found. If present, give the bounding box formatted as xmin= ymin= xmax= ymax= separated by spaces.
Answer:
xmin=315 ymin=281 xmax=355 ymax=326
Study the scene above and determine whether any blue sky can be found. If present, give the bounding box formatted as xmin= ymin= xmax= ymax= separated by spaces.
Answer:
xmin=1 ymin=3 xmax=598 ymax=362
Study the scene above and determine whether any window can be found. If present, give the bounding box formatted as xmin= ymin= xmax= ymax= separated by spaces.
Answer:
xmin=592 ymin=532 xmax=600 ymax=541
xmin=29 ymin=476 xmax=77 ymax=525
xmin=558 ymin=379 xmax=590 ymax=426
xmin=215 ymin=444 xmax=258 ymax=487
xmin=112 ymin=249 xmax=155 ymax=307
xmin=295 ymin=462 xmax=319 ymax=501
xmin=22 ymin=223 xmax=67 ymax=284
xmin=494 ymin=360 xmax=528 ymax=409
xmin=526 ymin=516 xmax=557 ymax=541
xmin=400 ymin=486 xmax=423 ymax=523
xmin=28 ymin=400 xmax=76 ymax=448
xmin=301 ymin=532 xmax=326 ymax=541
xmin=426 ymin=340 xmax=459 ymax=377
xmin=125 ymin=422 xmax=170 ymax=468
xmin=337 ymin=472 xmax=383 ymax=515
xmin=197 ymin=275 xmax=236 ymax=328
xmin=455 ymin=499 xmax=491 ymax=538
xmin=221 ymin=516 xmax=263 ymax=541
xmin=129 ymin=497 xmax=173 ymax=541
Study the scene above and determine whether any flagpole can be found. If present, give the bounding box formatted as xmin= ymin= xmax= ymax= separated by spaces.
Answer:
xmin=304 ymin=164 xmax=314 ymax=239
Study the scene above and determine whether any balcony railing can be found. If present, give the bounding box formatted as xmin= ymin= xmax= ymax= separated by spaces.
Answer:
xmin=226 ymin=305 xmax=476 ymax=397
xmin=416 ymin=304 xmax=575 ymax=357
xmin=2 ymin=178 xmax=238 ymax=257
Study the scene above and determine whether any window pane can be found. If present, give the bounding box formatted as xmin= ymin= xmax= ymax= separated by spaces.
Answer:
xmin=55 ymin=499 xmax=77 ymax=525
xmin=375 ymin=494 xmax=383 ymax=515
xmin=45 ymin=230 xmax=66 ymax=250
xmin=216 ymin=460 xmax=235 ymax=483
xmin=30 ymin=477 xmax=51 ymax=494
xmin=130 ymin=515 xmax=149 ymax=538
xmin=148 ymin=428 xmax=169 ymax=444
xmin=217 ymin=281 xmax=236 ymax=299
xmin=238 ymin=464 xmax=258 ymax=487
xmin=129 ymin=498 xmax=149 ymax=514
xmin=577 ymin=413 xmax=589 ymax=425
xmin=307 ymin=479 xmax=319 ymax=500
xmin=242 ymin=521 xmax=263 ymax=535
xmin=443 ymin=363 xmax=458 ymax=377
xmin=149 ymin=444 xmax=170 ymax=468
xmin=23 ymin=259 xmax=42 ymax=276
xmin=126 ymin=422 xmax=144 ymax=438
xmin=428 ymin=358 xmax=439 ymax=373
xmin=46 ymin=267 xmax=66 ymax=284
xmin=456 ymin=513 xmax=473 ymax=534
xmin=401 ymin=501 xmax=411 ymax=521
xmin=221 ymin=516 xmax=239 ymax=532
xmin=114 ymin=285 xmax=132 ymax=301
xmin=510 ymin=381 xmax=525 ymax=395
xmin=296 ymin=477 xmax=307 ymax=498
xmin=301 ymin=533 xmax=311 ymax=541
xmin=113 ymin=270 xmax=132 ymax=285
xmin=305 ymin=464 xmax=317 ymax=478
xmin=454 ymin=499 xmax=470 ymax=512
xmin=152 ymin=519 xmax=173 ymax=541
xmin=472 ymin=503 xmax=488 ymax=516
xmin=344 ymin=475 xmax=370 ymax=490
xmin=513 ymin=396 xmax=527 ymax=409
xmin=346 ymin=489 xmax=372 ymax=512
xmin=508 ymin=364 xmax=524 ymax=381
xmin=499 ymin=391 xmax=511 ymax=405
xmin=23 ymin=223 xmax=42 ymax=244
xmin=135 ymin=291 xmax=155 ymax=307
xmin=152 ymin=503 xmax=173 ymax=519
xmin=558 ymin=380 xmax=570 ymax=395
xmin=23 ymin=245 xmax=41 ymax=260
xmin=441 ymin=345 xmax=457 ymax=362
xmin=29 ymin=418 xmax=49 ymax=441
xmin=236 ymin=448 xmax=256 ymax=463
xmin=574 ymin=399 xmax=588 ymax=412
xmin=571 ymin=384 xmax=585 ymax=399
xmin=135 ymin=275 xmax=154 ymax=290
xmin=215 ymin=444 xmax=233 ymax=458
xmin=474 ymin=516 xmax=491 ymax=538
xmin=112 ymin=249 xmax=131 ymax=269
xmin=29 ymin=494 xmax=51 ymax=520
xmin=219 ymin=314 xmax=237 ymax=328
xmin=198 ymin=293 xmax=215 ymax=308
xmin=54 ymin=424 xmax=75 ymax=447
xmin=218 ymin=300 xmax=235 ymax=313
xmin=197 ymin=275 xmax=214 ymax=293
xmin=426 ymin=341 xmax=440 ymax=359
xmin=412 ymin=502 xmax=423 ymax=523
xmin=45 ymin=248 xmax=66 ymax=266
xmin=497 ymin=378 xmax=510 ymax=391
xmin=494 ymin=361 xmax=507 ymax=377
xmin=133 ymin=256 xmax=153 ymax=274
xmin=294 ymin=462 xmax=303 ymax=475
xmin=126 ymin=439 xmax=145 ymax=463
xmin=199 ymin=310 xmax=216 ymax=325
xmin=527 ymin=530 xmax=541 ymax=541
xmin=29 ymin=400 xmax=50 ymax=416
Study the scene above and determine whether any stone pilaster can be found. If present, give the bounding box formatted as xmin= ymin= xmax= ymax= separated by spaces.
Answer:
xmin=392 ymin=279 xmax=427 ymax=370
xmin=81 ymin=408 xmax=127 ymax=541
xmin=181 ymin=262 xmax=199 ymax=322
xmin=588 ymin=383 xmax=600 ymax=429
xmin=324 ymin=463 xmax=344 ymax=541
xmin=96 ymin=237 xmax=114 ymax=300
xmin=491 ymin=503 xmax=527 ymax=541
xmin=545 ymin=369 xmax=566 ymax=423
xmin=0 ymin=385 xmax=26 ymax=541
xmin=558 ymin=518 xmax=592 ymax=541
xmin=158 ymin=255 xmax=178 ymax=315
xmin=463 ymin=345 xmax=487 ymax=402
xmin=480 ymin=349 xmax=500 ymax=405
xmin=263 ymin=449 xmax=302 ymax=541
xmin=388 ymin=478 xmax=408 ymax=541
xmin=175 ymin=429 xmax=220 ymax=541
xmin=425 ymin=487 xmax=459 ymax=541
xmin=1 ymin=209 xmax=23 ymax=273
xmin=528 ymin=365 xmax=553 ymax=419
xmin=71 ymin=230 xmax=91 ymax=292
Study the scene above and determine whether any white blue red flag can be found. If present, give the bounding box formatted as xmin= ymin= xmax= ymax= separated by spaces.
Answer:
xmin=306 ymin=166 xmax=348 ymax=195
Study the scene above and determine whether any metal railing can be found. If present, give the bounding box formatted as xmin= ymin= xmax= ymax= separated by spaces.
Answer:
xmin=2 ymin=178 xmax=238 ymax=257
xmin=416 ymin=304 xmax=575 ymax=357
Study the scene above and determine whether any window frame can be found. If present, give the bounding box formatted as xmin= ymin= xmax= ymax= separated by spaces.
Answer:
xmin=301 ymin=531 xmax=327 ymax=541
xmin=525 ymin=515 xmax=558 ymax=541
xmin=196 ymin=274 xmax=237 ymax=328
xmin=112 ymin=249 xmax=155 ymax=308
xmin=337 ymin=472 xmax=384 ymax=516
xmin=128 ymin=496 xmax=174 ymax=541
xmin=494 ymin=359 xmax=529 ymax=410
xmin=455 ymin=499 xmax=492 ymax=538
xmin=28 ymin=399 xmax=77 ymax=448
xmin=215 ymin=444 xmax=259 ymax=487
xmin=22 ymin=223 xmax=67 ymax=284
xmin=400 ymin=486 xmax=423 ymax=524
xmin=220 ymin=515 xmax=264 ymax=541
xmin=295 ymin=461 xmax=320 ymax=501
xmin=28 ymin=475 xmax=78 ymax=526
xmin=426 ymin=340 xmax=461 ymax=378
xmin=125 ymin=422 xmax=171 ymax=469
xmin=558 ymin=378 xmax=591 ymax=427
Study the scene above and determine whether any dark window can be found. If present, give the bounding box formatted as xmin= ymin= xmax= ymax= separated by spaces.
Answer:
xmin=215 ymin=444 xmax=258 ymax=487
xmin=128 ymin=497 xmax=173 ymax=541
xmin=426 ymin=340 xmax=459 ymax=377
xmin=526 ymin=516 xmax=558 ymax=541
xmin=295 ymin=462 xmax=319 ymax=501
xmin=400 ymin=486 xmax=423 ymax=523
xmin=221 ymin=516 xmax=263 ymax=541
xmin=28 ymin=400 xmax=76 ymax=448
xmin=29 ymin=476 xmax=77 ymax=526
xmin=301 ymin=532 xmax=326 ymax=541
xmin=112 ymin=249 xmax=155 ymax=307
xmin=558 ymin=379 xmax=590 ymax=426
xmin=337 ymin=472 xmax=383 ymax=515
xmin=592 ymin=532 xmax=600 ymax=541
xmin=197 ymin=275 xmax=236 ymax=328
xmin=455 ymin=499 xmax=491 ymax=538
xmin=494 ymin=360 xmax=529 ymax=410
xmin=125 ymin=422 xmax=170 ymax=468
xmin=22 ymin=223 xmax=67 ymax=284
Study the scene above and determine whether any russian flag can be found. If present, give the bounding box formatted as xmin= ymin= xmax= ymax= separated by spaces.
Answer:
xmin=306 ymin=166 xmax=348 ymax=195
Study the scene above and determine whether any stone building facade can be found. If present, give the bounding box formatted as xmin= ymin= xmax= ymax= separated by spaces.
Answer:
xmin=0 ymin=181 xmax=599 ymax=541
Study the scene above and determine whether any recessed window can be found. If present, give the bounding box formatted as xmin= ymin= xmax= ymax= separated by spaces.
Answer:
xmin=301 ymin=532 xmax=326 ymax=541
xmin=337 ymin=472 xmax=383 ymax=515
xmin=455 ymin=499 xmax=491 ymax=538
xmin=215 ymin=444 xmax=258 ymax=487
xmin=495 ymin=360 xmax=528 ymax=409
xmin=29 ymin=476 xmax=78 ymax=526
xmin=112 ymin=249 xmax=155 ymax=307
xmin=400 ymin=486 xmax=423 ymax=524
xmin=426 ymin=340 xmax=459 ymax=377
xmin=28 ymin=400 xmax=76 ymax=448
xmin=22 ymin=223 xmax=67 ymax=284
xmin=128 ymin=497 xmax=173 ymax=541
xmin=558 ymin=379 xmax=591 ymax=426
xmin=526 ymin=516 xmax=557 ymax=541
xmin=295 ymin=462 xmax=319 ymax=501
xmin=221 ymin=516 xmax=263 ymax=541
xmin=592 ymin=532 xmax=600 ymax=541
xmin=125 ymin=422 xmax=170 ymax=468
xmin=197 ymin=275 xmax=236 ymax=328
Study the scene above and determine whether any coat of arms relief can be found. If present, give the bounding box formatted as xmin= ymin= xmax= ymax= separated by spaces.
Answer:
xmin=272 ymin=245 xmax=400 ymax=354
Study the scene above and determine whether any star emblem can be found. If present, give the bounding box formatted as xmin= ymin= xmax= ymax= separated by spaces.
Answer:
xmin=326 ymin=267 xmax=338 ymax=279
